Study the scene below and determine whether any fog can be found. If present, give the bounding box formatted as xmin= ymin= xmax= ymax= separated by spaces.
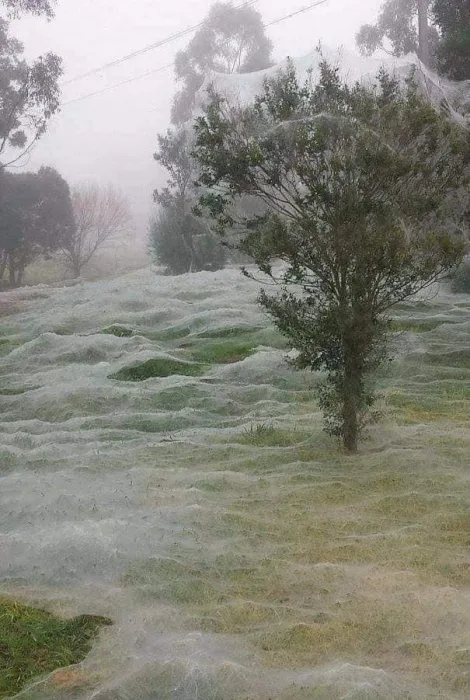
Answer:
xmin=11 ymin=0 xmax=382 ymax=236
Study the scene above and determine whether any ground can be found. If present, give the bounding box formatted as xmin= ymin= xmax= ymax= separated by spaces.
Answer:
xmin=0 ymin=265 xmax=468 ymax=699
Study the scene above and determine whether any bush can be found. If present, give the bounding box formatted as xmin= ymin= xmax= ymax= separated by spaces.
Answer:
xmin=149 ymin=207 xmax=226 ymax=275
xmin=450 ymin=260 xmax=470 ymax=293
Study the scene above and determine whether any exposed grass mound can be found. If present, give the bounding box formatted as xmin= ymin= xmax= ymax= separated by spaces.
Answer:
xmin=0 ymin=598 xmax=112 ymax=698
xmin=0 ymin=387 xmax=29 ymax=396
xmin=100 ymin=325 xmax=134 ymax=338
xmin=189 ymin=341 xmax=255 ymax=365
xmin=197 ymin=326 xmax=260 ymax=339
xmin=109 ymin=358 xmax=204 ymax=381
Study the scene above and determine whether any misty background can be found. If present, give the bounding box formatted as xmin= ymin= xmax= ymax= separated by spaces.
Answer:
xmin=11 ymin=0 xmax=383 ymax=239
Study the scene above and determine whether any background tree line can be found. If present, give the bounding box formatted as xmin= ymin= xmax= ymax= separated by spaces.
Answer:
xmin=0 ymin=167 xmax=131 ymax=286
xmin=150 ymin=1 xmax=273 ymax=275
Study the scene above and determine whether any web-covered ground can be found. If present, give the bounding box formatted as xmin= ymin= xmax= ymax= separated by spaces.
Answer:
xmin=0 ymin=266 xmax=469 ymax=699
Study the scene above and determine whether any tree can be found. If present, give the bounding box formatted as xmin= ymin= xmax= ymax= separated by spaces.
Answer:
xmin=1 ymin=0 xmax=55 ymax=18
xmin=61 ymin=184 xmax=132 ymax=278
xmin=356 ymin=0 xmax=439 ymax=66
xmin=149 ymin=207 xmax=226 ymax=275
xmin=433 ymin=0 xmax=470 ymax=80
xmin=152 ymin=127 xmax=226 ymax=274
xmin=0 ymin=16 xmax=61 ymax=168
xmin=193 ymin=59 xmax=469 ymax=452
xmin=171 ymin=1 xmax=273 ymax=124
xmin=0 ymin=166 xmax=74 ymax=285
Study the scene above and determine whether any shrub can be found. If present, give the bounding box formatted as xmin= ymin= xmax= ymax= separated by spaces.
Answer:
xmin=149 ymin=207 xmax=226 ymax=275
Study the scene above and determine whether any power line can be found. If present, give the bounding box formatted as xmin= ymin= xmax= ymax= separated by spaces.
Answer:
xmin=61 ymin=0 xmax=331 ymax=108
xmin=265 ymin=0 xmax=329 ymax=27
xmin=62 ymin=0 xmax=258 ymax=86
xmin=62 ymin=64 xmax=173 ymax=106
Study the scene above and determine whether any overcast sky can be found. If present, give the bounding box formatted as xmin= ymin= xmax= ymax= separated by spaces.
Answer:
xmin=10 ymin=0 xmax=383 ymax=233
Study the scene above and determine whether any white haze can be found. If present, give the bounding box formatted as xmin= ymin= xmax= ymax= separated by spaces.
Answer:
xmin=10 ymin=0 xmax=383 ymax=236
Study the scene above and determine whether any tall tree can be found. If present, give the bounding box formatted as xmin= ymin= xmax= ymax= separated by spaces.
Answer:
xmin=152 ymin=127 xmax=226 ymax=274
xmin=193 ymin=60 xmax=469 ymax=452
xmin=0 ymin=0 xmax=61 ymax=168
xmin=433 ymin=0 xmax=470 ymax=80
xmin=356 ymin=0 xmax=438 ymax=66
xmin=171 ymin=1 xmax=273 ymax=125
xmin=0 ymin=19 xmax=61 ymax=167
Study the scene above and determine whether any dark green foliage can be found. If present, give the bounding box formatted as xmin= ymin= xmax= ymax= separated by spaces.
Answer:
xmin=171 ymin=1 xmax=273 ymax=125
xmin=434 ymin=0 xmax=470 ymax=80
xmin=0 ymin=597 xmax=111 ymax=698
xmin=149 ymin=207 xmax=226 ymax=275
xmin=0 ymin=167 xmax=74 ymax=286
xmin=450 ymin=260 xmax=470 ymax=293
xmin=109 ymin=358 xmax=204 ymax=381
xmin=193 ymin=58 xmax=469 ymax=451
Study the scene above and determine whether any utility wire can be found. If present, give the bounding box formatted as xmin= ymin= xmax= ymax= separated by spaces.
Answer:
xmin=265 ymin=0 xmax=328 ymax=27
xmin=61 ymin=0 xmax=330 ymax=108
xmin=62 ymin=0 xmax=258 ymax=86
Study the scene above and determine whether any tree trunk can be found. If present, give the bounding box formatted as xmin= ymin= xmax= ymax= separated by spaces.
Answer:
xmin=342 ymin=390 xmax=359 ymax=453
xmin=8 ymin=255 xmax=16 ymax=286
xmin=17 ymin=265 xmax=25 ymax=287
xmin=418 ymin=0 xmax=430 ymax=66
xmin=341 ymin=354 xmax=362 ymax=454
xmin=0 ymin=251 xmax=7 ymax=281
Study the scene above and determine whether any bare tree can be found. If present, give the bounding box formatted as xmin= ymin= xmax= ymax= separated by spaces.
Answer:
xmin=62 ymin=183 xmax=132 ymax=278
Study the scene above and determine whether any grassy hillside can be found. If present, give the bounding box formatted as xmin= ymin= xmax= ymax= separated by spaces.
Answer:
xmin=0 ymin=268 xmax=468 ymax=698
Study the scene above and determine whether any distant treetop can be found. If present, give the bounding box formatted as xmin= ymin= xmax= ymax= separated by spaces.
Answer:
xmin=171 ymin=1 xmax=273 ymax=125
xmin=1 ymin=0 xmax=56 ymax=18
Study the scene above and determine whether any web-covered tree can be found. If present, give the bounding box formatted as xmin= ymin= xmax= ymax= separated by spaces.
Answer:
xmin=171 ymin=1 xmax=273 ymax=125
xmin=151 ymin=127 xmax=226 ymax=274
xmin=193 ymin=59 xmax=469 ymax=452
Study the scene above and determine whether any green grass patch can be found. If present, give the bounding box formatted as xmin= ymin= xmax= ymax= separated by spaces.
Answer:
xmin=189 ymin=341 xmax=255 ymax=365
xmin=100 ymin=325 xmax=134 ymax=338
xmin=197 ymin=326 xmax=260 ymax=339
xmin=0 ymin=387 xmax=30 ymax=396
xmin=0 ymin=598 xmax=111 ymax=698
xmin=390 ymin=318 xmax=447 ymax=333
xmin=109 ymin=358 xmax=204 ymax=381
xmin=151 ymin=326 xmax=192 ymax=341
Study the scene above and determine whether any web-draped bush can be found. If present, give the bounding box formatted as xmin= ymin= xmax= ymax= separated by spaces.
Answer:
xmin=193 ymin=58 xmax=470 ymax=452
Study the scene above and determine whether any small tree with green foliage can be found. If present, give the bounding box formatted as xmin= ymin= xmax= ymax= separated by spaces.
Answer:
xmin=193 ymin=59 xmax=469 ymax=452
